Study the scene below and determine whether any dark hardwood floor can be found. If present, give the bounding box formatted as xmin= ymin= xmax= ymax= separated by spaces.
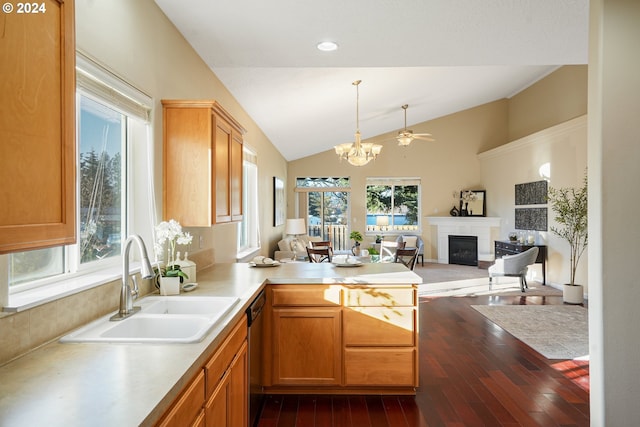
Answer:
xmin=256 ymin=293 xmax=590 ymax=427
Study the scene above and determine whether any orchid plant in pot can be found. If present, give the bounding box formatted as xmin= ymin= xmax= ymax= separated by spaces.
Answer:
xmin=154 ymin=219 xmax=193 ymax=294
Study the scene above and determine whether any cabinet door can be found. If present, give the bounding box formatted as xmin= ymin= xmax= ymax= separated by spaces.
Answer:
xmin=0 ymin=0 xmax=76 ymax=253
xmin=272 ymin=307 xmax=342 ymax=385
xmin=228 ymin=341 xmax=248 ymax=427
xmin=230 ymin=131 xmax=243 ymax=221
xmin=205 ymin=369 xmax=230 ymax=427
xmin=214 ymin=114 xmax=232 ymax=223
xmin=344 ymin=348 xmax=417 ymax=386
xmin=157 ymin=371 xmax=206 ymax=427
xmin=162 ymin=104 xmax=213 ymax=226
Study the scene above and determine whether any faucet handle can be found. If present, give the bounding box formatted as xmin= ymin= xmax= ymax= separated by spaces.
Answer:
xmin=130 ymin=275 xmax=140 ymax=300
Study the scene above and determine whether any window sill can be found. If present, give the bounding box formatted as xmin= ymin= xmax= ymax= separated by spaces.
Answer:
xmin=237 ymin=247 xmax=261 ymax=263
xmin=4 ymin=264 xmax=141 ymax=314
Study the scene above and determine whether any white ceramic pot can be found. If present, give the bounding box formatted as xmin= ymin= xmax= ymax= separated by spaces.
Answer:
xmin=159 ymin=276 xmax=181 ymax=296
xmin=563 ymin=284 xmax=584 ymax=304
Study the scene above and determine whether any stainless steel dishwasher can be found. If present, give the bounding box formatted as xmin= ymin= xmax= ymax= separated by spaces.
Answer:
xmin=246 ymin=290 xmax=266 ymax=427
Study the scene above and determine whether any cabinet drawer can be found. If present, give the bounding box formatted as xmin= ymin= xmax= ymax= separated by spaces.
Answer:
xmin=344 ymin=348 xmax=416 ymax=386
xmin=344 ymin=307 xmax=415 ymax=346
xmin=344 ymin=286 xmax=416 ymax=307
xmin=205 ymin=317 xmax=247 ymax=399
xmin=271 ymin=285 xmax=341 ymax=306
xmin=157 ymin=370 xmax=205 ymax=427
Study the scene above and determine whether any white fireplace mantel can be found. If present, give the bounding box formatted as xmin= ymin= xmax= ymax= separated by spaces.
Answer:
xmin=426 ymin=216 xmax=502 ymax=264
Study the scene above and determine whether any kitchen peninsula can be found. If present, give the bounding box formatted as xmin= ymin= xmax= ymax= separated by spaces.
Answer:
xmin=0 ymin=262 xmax=421 ymax=427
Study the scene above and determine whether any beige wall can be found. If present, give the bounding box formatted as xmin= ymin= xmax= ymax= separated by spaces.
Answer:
xmin=588 ymin=0 xmax=640 ymax=424
xmin=287 ymin=66 xmax=587 ymax=264
xmin=479 ymin=116 xmax=588 ymax=288
xmin=76 ymin=0 xmax=288 ymax=264
xmin=508 ymin=65 xmax=588 ymax=142
xmin=288 ymin=101 xmax=508 ymax=261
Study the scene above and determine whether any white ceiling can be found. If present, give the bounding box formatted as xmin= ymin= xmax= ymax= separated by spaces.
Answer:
xmin=154 ymin=0 xmax=589 ymax=161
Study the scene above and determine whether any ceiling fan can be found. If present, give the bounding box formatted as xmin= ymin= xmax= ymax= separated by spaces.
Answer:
xmin=395 ymin=104 xmax=435 ymax=146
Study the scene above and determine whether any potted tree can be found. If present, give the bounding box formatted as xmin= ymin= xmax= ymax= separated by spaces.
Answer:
xmin=548 ymin=173 xmax=588 ymax=304
xmin=349 ymin=230 xmax=363 ymax=256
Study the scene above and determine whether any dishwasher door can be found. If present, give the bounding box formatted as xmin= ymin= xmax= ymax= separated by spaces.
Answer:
xmin=247 ymin=290 xmax=265 ymax=427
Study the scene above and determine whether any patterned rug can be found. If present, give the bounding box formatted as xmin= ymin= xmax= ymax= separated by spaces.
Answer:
xmin=471 ymin=305 xmax=589 ymax=360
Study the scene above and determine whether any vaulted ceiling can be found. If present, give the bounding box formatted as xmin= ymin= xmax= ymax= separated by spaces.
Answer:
xmin=154 ymin=0 xmax=589 ymax=161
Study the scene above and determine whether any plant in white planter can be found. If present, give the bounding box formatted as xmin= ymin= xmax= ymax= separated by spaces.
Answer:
xmin=350 ymin=230 xmax=363 ymax=255
xmin=548 ymin=173 xmax=588 ymax=304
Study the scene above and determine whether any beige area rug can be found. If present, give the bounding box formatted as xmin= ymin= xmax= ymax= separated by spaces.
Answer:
xmin=414 ymin=263 xmax=562 ymax=297
xmin=471 ymin=305 xmax=589 ymax=360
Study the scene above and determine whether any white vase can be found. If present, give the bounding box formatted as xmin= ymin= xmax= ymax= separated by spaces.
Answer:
xmin=563 ymin=284 xmax=584 ymax=304
xmin=160 ymin=276 xmax=180 ymax=296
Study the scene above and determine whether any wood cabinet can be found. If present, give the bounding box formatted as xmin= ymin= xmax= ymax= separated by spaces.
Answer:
xmin=494 ymin=240 xmax=547 ymax=285
xmin=157 ymin=371 xmax=205 ymax=427
xmin=0 ymin=0 xmax=76 ymax=253
xmin=157 ymin=317 xmax=247 ymax=427
xmin=204 ymin=317 xmax=248 ymax=427
xmin=264 ymin=284 xmax=418 ymax=394
xmin=343 ymin=285 xmax=417 ymax=387
xmin=162 ymin=100 xmax=245 ymax=226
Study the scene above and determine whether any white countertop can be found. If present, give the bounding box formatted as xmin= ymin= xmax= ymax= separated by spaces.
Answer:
xmin=0 ymin=263 xmax=421 ymax=427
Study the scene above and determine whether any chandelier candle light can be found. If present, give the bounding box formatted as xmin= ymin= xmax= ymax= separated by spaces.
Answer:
xmin=334 ymin=80 xmax=382 ymax=166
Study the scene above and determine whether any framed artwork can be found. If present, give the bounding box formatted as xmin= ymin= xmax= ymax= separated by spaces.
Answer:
xmin=273 ymin=177 xmax=285 ymax=226
xmin=515 ymin=207 xmax=548 ymax=231
xmin=515 ymin=180 xmax=548 ymax=205
xmin=459 ymin=190 xmax=486 ymax=217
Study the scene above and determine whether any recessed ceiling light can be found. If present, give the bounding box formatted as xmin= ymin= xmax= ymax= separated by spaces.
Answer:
xmin=316 ymin=41 xmax=338 ymax=52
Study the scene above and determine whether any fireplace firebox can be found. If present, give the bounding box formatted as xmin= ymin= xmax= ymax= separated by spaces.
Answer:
xmin=448 ymin=235 xmax=478 ymax=266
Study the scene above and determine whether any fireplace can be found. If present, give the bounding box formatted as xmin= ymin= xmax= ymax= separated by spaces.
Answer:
xmin=448 ymin=235 xmax=478 ymax=266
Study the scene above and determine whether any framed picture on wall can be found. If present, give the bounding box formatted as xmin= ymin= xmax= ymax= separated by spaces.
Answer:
xmin=273 ymin=177 xmax=285 ymax=226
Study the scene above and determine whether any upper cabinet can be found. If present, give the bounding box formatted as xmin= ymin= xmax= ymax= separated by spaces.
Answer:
xmin=162 ymin=100 xmax=245 ymax=226
xmin=0 ymin=0 xmax=76 ymax=254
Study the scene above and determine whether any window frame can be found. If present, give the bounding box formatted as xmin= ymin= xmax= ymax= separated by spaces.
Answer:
xmin=365 ymin=177 xmax=422 ymax=236
xmin=1 ymin=53 xmax=154 ymax=310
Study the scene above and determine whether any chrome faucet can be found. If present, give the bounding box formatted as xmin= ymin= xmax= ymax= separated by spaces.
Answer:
xmin=110 ymin=234 xmax=155 ymax=321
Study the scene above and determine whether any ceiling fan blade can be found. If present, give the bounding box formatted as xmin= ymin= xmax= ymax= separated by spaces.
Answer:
xmin=413 ymin=135 xmax=435 ymax=142
xmin=412 ymin=132 xmax=433 ymax=137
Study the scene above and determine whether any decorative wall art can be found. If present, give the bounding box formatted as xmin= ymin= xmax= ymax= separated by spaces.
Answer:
xmin=273 ymin=177 xmax=285 ymax=226
xmin=514 ymin=180 xmax=548 ymax=230
xmin=515 ymin=207 xmax=548 ymax=231
xmin=459 ymin=190 xmax=486 ymax=217
xmin=515 ymin=180 xmax=548 ymax=205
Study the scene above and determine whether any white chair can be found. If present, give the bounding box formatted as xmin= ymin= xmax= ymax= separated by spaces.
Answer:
xmin=488 ymin=247 xmax=539 ymax=292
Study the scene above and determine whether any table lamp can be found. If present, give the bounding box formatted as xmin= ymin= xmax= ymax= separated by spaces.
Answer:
xmin=285 ymin=218 xmax=306 ymax=259
xmin=376 ymin=215 xmax=389 ymax=233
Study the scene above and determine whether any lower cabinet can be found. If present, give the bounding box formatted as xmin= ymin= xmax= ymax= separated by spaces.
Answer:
xmin=264 ymin=284 xmax=418 ymax=394
xmin=271 ymin=307 xmax=342 ymax=385
xmin=205 ymin=340 xmax=247 ymax=427
xmin=156 ymin=317 xmax=247 ymax=427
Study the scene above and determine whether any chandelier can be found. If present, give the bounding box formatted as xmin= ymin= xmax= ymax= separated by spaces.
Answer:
xmin=334 ymin=80 xmax=382 ymax=166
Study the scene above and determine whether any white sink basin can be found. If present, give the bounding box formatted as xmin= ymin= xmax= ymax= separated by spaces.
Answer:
xmin=142 ymin=296 xmax=238 ymax=317
xmin=60 ymin=296 xmax=240 ymax=344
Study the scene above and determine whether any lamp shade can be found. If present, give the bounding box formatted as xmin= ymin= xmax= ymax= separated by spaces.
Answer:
xmin=285 ymin=218 xmax=306 ymax=235
xmin=376 ymin=216 xmax=389 ymax=226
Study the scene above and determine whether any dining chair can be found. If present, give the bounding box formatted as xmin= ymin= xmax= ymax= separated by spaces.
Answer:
xmin=306 ymin=247 xmax=332 ymax=263
xmin=309 ymin=240 xmax=333 ymax=257
xmin=379 ymin=240 xmax=406 ymax=262
xmin=394 ymin=248 xmax=419 ymax=270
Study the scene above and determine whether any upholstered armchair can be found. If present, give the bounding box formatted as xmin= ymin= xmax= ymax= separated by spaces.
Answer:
xmin=488 ymin=247 xmax=539 ymax=292
xmin=395 ymin=235 xmax=425 ymax=266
